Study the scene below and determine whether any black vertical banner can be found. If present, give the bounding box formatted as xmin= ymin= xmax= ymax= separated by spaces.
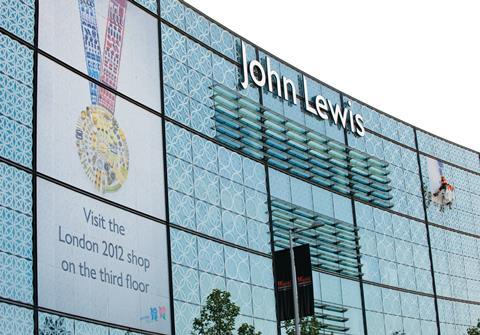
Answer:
xmin=274 ymin=248 xmax=294 ymax=321
xmin=274 ymin=244 xmax=314 ymax=321
xmin=295 ymin=244 xmax=314 ymax=318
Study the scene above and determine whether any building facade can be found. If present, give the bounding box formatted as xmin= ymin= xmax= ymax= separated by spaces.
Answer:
xmin=1 ymin=0 xmax=479 ymax=334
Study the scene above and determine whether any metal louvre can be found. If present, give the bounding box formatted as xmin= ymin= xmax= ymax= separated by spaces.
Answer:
xmin=212 ymin=84 xmax=394 ymax=208
xmin=271 ymin=198 xmax=361 ymax=278
xmin=314 ymin=300 xmax=350 ymax=334
xmin=280 ymin=300 xmax=351 ymax=334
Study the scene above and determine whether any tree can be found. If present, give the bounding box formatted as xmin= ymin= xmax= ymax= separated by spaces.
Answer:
xmin=237 ymin=324 xmax=261 ymax=335
xmin=192 ymin=289 xmax=262 ymax=335
xmin=467 ymin=320 xmax=480 ymax=335
xmin=284 ymin=316 xmax=323 ymax=335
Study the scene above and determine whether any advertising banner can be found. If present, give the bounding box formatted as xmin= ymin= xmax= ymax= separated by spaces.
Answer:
xmin=274 ymin=244 xmax=314 ymax=321
xmin=37 ymin=0 xmax=165 ymax=219
xmin=37 ymin=179 xmax=171 ymax=334
xmin=39 ymin=0 xmax=160 ymax=111
xmin=37 ymin=55 xmax=166 ymax=219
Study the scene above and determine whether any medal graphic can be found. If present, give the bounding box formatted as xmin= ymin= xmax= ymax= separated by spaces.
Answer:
xmin=76 ymin=0 xmax=129 ymax=193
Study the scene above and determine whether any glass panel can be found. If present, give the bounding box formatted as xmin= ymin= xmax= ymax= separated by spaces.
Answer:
xmin=421 ymin=155 xmax=480 ymax=236
xmin=0 ymin=33 xmax=33 ymax=167
xmin=170 ymin=231 xmax=276 ymax=333
xmin=417 ymin=130 xmax=479 ymax=172
xmin=0 ymin=303 xmax=33 ymax=334
xmin=134 ymin=0 xmax=157 ymax=13
xmin=0 ymin=0 xmax=35 ymax=43
xmin=0 ymin=163 xmax=32 ymax=303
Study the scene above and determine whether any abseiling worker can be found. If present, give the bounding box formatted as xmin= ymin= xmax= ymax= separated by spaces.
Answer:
xmin=433 ymin=176 xmax=449 ymax=197
xmin=434 ymin=175 xmax=454 ymax=208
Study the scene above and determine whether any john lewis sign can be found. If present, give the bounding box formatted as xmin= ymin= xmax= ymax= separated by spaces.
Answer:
xmin=240 ymin=42 xmax=365 ymax=137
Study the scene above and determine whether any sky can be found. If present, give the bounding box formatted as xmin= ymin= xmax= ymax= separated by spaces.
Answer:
xmin=184 ymin=0 xmax=480 ymax=152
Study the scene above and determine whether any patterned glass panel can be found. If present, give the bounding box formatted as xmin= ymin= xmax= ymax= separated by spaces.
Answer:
xmin=420 ymin=155 xmax=480 ymax=235
xmin=431 ymin=225 xmax=480 ymax=301
xmin=437 ymin=299 xmax=479 ymax=334
xmin=349 ymin=132 xmax=424 ymax=219
xmin=161 ymin=21 xmax=258 ymax=138
xmin=357 ymin=201 xmax=432 ymax=293
xmin=0 ymin=33 xmax=33 ymax=167
xmin=304 ymin=273 xmax=365 ymax=334
xmin=185 ymin=7 xmax=210 ymax=45
xmin=364 ymin=284 xmax=437 ymax=335
xmin=417 ymin=130 xmax=479 ymax=173
xmin=0 ymin=302 xmax=33 ymax=335
xmin=0 ymin=0 xmax=34 ymax=43
xmin=349 ymin=99 xmax=416 ymax=148
xmin=160 ymin=0 xmax=185 ymax=30
xmin=170 ymin=229 xmax=276 ymax=334
xmin=160 ymin=0 xmax=241 ymax=62
xmin=134 ymin=0 xmax=157 ymax=13
xmin=0 ymin=207 xmax=31 ymax=259
xmin=173 ymin=264 xmax=200 ymax=304
xmin=166 ymin=122 xmax=270 ymax=253
xmin=0 ymin=163 xmax=32 ymax=303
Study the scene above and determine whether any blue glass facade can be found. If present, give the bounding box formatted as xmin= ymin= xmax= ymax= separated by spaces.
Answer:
xmin=0 ymin=1 xmax=479 ymax=334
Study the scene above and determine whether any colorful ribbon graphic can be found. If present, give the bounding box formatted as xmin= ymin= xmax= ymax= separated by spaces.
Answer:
xmin=78 ymin=0 xmax=127 ymax=112
xmin=75 ymin=0 xmax=130 ymax=194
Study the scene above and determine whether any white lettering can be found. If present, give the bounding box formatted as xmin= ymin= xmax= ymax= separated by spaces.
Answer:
xmin=240 ymin=41 xmax=249 ymax=89
xmin=315 ymin=95 xmax=329 ymax=120
xmin=355 ymin=114 xmax=365 ymax=136
xmin=302 ymin=76 xmax=317 ymax=116
xmin=328 ymin=100 xmax=349 ymax=129
xmin=239 ymin=43 xmax=365 ymax=136
xmin=249 ymin=60 xmax=266 ymax=87
xmin=266 ymin=57 xmax=282 ymax=97
xmin=282 ymin=77 xmax=297 ymax=104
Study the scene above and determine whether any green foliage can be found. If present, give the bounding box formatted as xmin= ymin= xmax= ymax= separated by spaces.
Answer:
xmin=192 ymin=289 xmax=239 ymax=335
xmin=284 ymin=316 xmax=322 ymax=335
xmin=467 ymin=320 xmax=480 ymax=335
xmin=237 ymin=323 xmax=262 ymax=335
xmin=192 ymin=289 xmax=261 ymax=335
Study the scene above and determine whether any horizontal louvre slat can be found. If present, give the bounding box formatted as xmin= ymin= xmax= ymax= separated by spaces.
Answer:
xmin=271 ymin=198 xmax=361 ymax=278
xmin=212 ymin=84 xmax=393 ymax=208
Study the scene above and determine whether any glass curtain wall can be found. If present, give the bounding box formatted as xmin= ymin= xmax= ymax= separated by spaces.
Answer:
xmin=0 ymin=0 xmax=479 ymax=335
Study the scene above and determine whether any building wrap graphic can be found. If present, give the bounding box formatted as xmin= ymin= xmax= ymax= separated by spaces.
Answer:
xmin=75 ymin=0 xmax=129 ymax=193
